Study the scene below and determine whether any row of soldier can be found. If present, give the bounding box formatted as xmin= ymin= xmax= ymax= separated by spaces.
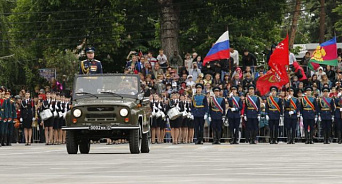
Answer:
xmin=150 ymin=83 xmax=342 ymax=144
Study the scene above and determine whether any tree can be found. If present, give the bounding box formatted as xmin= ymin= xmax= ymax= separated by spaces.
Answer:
xmin=289 ymin=0 xmax=302 ymax=49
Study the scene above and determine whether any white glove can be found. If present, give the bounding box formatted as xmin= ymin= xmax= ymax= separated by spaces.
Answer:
xmin=338 ymin=93 xmax=342 ymax=98
xmin=229 ymin=92 xmax=233 ymax=98
xmin=318 ymin=116 xmax=322 ymax=122
xmin=208 ymin=117 xmax=212 ymax=122
xmin=32 ymin=118 xmax=35 ymax=121
xmin=20 ymin=118 xmax=23 ymax=122
xmin=158 ymin=104 xmax=162 ymax=109
xmin=287 ymin=96 xmax=291 ymax=100
xmin=258 ymin=115 xmax=261 ymax=122
xmin=315 ymin=117 xmax=318 ymax=122
xmin=289 ymin=111 xmax=294 ymax=115
xmin=222 ymin=117 xmax=226 ymax=122
xmin=332 ymin=116 xmax=334 ymax=122
xmin=152 ymin=112 xmax=156 ymax=117
xmin=340 ymin=108 xmax=342 ymax=112
xmin=231 ymin=108 xmax=236 ymax=112
xmin=300 ymin=115 xmax=303 ymax=120
xmin=204 ymin=114 xmax=208 ymax=120
xmin=297 ymin=114 xmax=300 ymax=118
xmin=244 ymin=115 xmax=247 ymax=121
xmin=266 ymin=115 xmax=269 ymax=121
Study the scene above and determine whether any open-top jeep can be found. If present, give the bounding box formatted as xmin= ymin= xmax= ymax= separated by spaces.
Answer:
xmin=63 ymin=74 xmax=151 ymax=154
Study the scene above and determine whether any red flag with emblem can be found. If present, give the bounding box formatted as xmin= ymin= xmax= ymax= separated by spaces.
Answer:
xmin=257 ymin=35 xmax=289 ymax=96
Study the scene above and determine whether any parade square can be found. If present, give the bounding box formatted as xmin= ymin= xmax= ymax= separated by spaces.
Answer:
xmin=1 ymin=143 xmax=342 ymax=184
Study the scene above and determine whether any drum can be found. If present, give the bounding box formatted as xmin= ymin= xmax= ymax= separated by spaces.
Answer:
xmin=40 ymin=109 xmax=53 ymax=121
xmin=167 ymin=107 xmax=182 ymax=120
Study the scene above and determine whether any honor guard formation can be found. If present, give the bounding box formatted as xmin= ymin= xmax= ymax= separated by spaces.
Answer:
xmin=4 ymin=47 xmax=342 ymax=146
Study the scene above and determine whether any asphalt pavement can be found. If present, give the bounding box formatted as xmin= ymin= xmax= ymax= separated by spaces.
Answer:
xmin=1 ymin=143 xmax=342 ymax=184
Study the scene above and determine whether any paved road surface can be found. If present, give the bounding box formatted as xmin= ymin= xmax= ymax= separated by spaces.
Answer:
xmin=1 ymin=143 xmax=342 ymax=184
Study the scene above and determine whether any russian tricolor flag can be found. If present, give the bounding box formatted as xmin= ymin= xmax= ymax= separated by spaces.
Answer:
xmin=203 ymin=31 xmax=230 ymax=66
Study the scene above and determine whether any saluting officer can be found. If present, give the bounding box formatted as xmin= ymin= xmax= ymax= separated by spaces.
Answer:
xmin=284 ymin=87 xmax=300 ymax=144
xmin=244 ymin=85 xmax=261 ymax=144
xmin=226 ymin=86 xmax=243 ymax=144
xmin=79 ymin=47 xmax=103 ymax=74
xmin=266 ymin=86 xmax=283 ymax=144
xmin=209 ymin=87 xmax=226 ymax=144
xmin=191 ymin=83 xmax=208 ymax=145
xmin=334 ymin=87 xmax=342 ymax=144
xmin=318 ymin=87 xmax=335 ymax=144
xmin=300 ymin=86 xmax=318 ymax=144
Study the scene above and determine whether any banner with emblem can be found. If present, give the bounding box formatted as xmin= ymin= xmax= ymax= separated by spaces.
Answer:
xmin=308 ymin=37 xmax=338 ymax=70
xmin=256 ymin=35 xmax=289 ymax=96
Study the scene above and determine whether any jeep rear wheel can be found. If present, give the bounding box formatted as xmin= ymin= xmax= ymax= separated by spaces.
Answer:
xmin=66 ymin=130 xmax=78 ymax=154
xmin=141 ymin=132 xmax=150 ymax=153
xmin=79 ymin=139 xmax=90 ymax=154
xmin=129 ymin=126 xmax=141 ymax=154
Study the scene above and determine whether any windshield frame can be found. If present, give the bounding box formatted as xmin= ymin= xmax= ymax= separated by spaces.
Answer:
xmin=72 ymin=74 xmax=141 ymax=100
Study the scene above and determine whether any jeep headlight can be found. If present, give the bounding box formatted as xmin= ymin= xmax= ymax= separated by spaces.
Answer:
xmin=120 ymin=108 xmax=129 ymax=117
xmin=73 ymin=109 xmax=82 ymax=118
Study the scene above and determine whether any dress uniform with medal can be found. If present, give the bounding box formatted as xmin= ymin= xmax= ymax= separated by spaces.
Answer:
xmin=318 ymin=87 xmax=335 ymax=144
xmin=226 ymin=86 xmax=243 ymax=144
xmin=209 ymin=87 xmax=226 ymax=144
xmin=79 ymin=47 xmax=103 ymax=74
xmin=284 ymin=87 xmax=300 ymax=144
xmin=266 ymin=86 xmax=283 ymax=144
xmin=334 ymin=87 xmax=342 ymax=144
xmin=300 ymin=86 xmax=318 ymax=144
xmin=191 ymin=83 xmax=208 ymax=144
xmin=244 ymin=84 xmax=260 ymax=144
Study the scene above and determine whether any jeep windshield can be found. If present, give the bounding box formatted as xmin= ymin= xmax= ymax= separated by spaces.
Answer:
xmin=73 ymin=75 xmax=139 ymax=99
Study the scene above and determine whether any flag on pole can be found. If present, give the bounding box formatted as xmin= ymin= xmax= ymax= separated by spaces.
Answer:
xmin=308 ymin=37 xmax=338 ymax=70
xmin=203 ymin=31 xmax=230 ymax=66
xmin=257 ymin=35 xmax=289 ymax=96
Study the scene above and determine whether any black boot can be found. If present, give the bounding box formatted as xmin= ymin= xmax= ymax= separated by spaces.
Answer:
xmin=217 ymin=130 xmax=221 ymax=144
xmin=246 ymin=130 xmax=250 ymax=144
xmin=250 ymin=131 xmax=256 ymax=144
xmin=270 ymin=128 xmax=274 ymax=144
xmin=338 ymin=131 xmax=342 ymax=144
xmin=305 ymin=130 xmax=309 ymax=144
xmin=212 ymin=131 xmax=217 ymax=144
xmin=0 ymin=135 xmax=4 ymax=146
xmin=287 ymin=130 xmax=291 ymax=144
xmin=6 ymin=134 xmax=12 ymax=146
xmin=234 ymin=129 xmax=239 ymax=144
xmin=327 ymin=130 xmax=331 ymax=144
xmin=310 ymin=131 xmax=314 ymax=144
xmin=230 ymin=130 xmax=234 ymax=144
xmin=323 ymin=130 xmax=328 ymax=144
xmin=291 ymin=129 xmax=296 ymax=144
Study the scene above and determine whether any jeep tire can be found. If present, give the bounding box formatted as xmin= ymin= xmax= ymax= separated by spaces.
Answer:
xmin=141 ymin=132 xmax=150 ymax=153
xmin=129 ymin=127 xmax=141 ymax=154
xmin=79 ymin=138 xmax=90 ymax=154
xmin=66 ymin=130 xmax=78 ymax=154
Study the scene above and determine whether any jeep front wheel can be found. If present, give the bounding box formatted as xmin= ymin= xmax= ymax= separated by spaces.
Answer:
xmin=141 ymin=132 xmax=150 ymax=153
xmin=129 ymin=126 xmax=141 ymax=154
xmin=66 ymin=130 xmax=78 ymax=154
xmin=79 ymin=138 xmax=90 ymax=154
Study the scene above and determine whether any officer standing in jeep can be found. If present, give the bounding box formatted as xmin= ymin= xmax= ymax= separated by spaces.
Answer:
xmin=79 ymin=47 xmax=103 ymax=74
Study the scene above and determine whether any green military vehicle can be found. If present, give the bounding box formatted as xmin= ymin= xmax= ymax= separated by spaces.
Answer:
xmin=63 ymin=74 xmax=151 ymax=154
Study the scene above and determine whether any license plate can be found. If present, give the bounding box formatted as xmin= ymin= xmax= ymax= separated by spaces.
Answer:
xmin=89 ymin=125 xmax=111 ymax=130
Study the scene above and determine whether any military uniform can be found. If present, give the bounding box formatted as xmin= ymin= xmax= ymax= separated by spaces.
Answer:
xmin=209 ymin=87 xmax=226 ymax=144
xmin=244 ymin=85 xmax=261 ymax=144
xmin=334 ymin=93 xmax=342 ymax=144
xmin=20 ymin=98 xmax=35 ymax=130
xmin=0 ymin=95 xmax=7 ymax=146
xmin=266 ymin=86 xmax=283 ymax=144
xmin=191 ymin=83 xmax=208 ymax=144
xmin=226 ymin=86 xmax=243 ymax=144
xmin=79 ymin=47 xmax=103 ymax=74
xmin=284 ymin=87 xmax=300 ymax=144
xmin=6 ymin=96 xmax=16 ymax=146
xmin=318 ymin=87 xmax=335 ymax=144
xmin=300 ymin=86 xmax=318 ymax=144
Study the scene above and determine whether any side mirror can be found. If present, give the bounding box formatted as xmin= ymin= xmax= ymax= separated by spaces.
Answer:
xmin=138 ymin=93 xmax=144 ymax=100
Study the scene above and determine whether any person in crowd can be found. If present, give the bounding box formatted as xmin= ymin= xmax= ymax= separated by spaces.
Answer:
xmin=169 ymin=50 xmax=183 ymax=71
xmin=266 ymin=86 xmax=283 ymax=144
xmin=300 ymin=86 xmax=317 ymax=144
xmin=157 ymin=49 xmax=168 ymax=69
xmin=301 ymin=51 xmax=311 ymax=66
xmin=147 ymin=51 xmax=158 ymax=69
xmin=284 ymin=87 xmax=300 ymax=144
xmin=20 ymin=91 xmax=35 ymax=146
xmin=184 ymin=53 xmax=193 ymax=71
xmin=318 ymin=87 xmax=334 ymax=144
xmin=241 ymin=49 xmax=257 ymax=71
xmin=188 ymin=62 xmax=201 ymax=82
